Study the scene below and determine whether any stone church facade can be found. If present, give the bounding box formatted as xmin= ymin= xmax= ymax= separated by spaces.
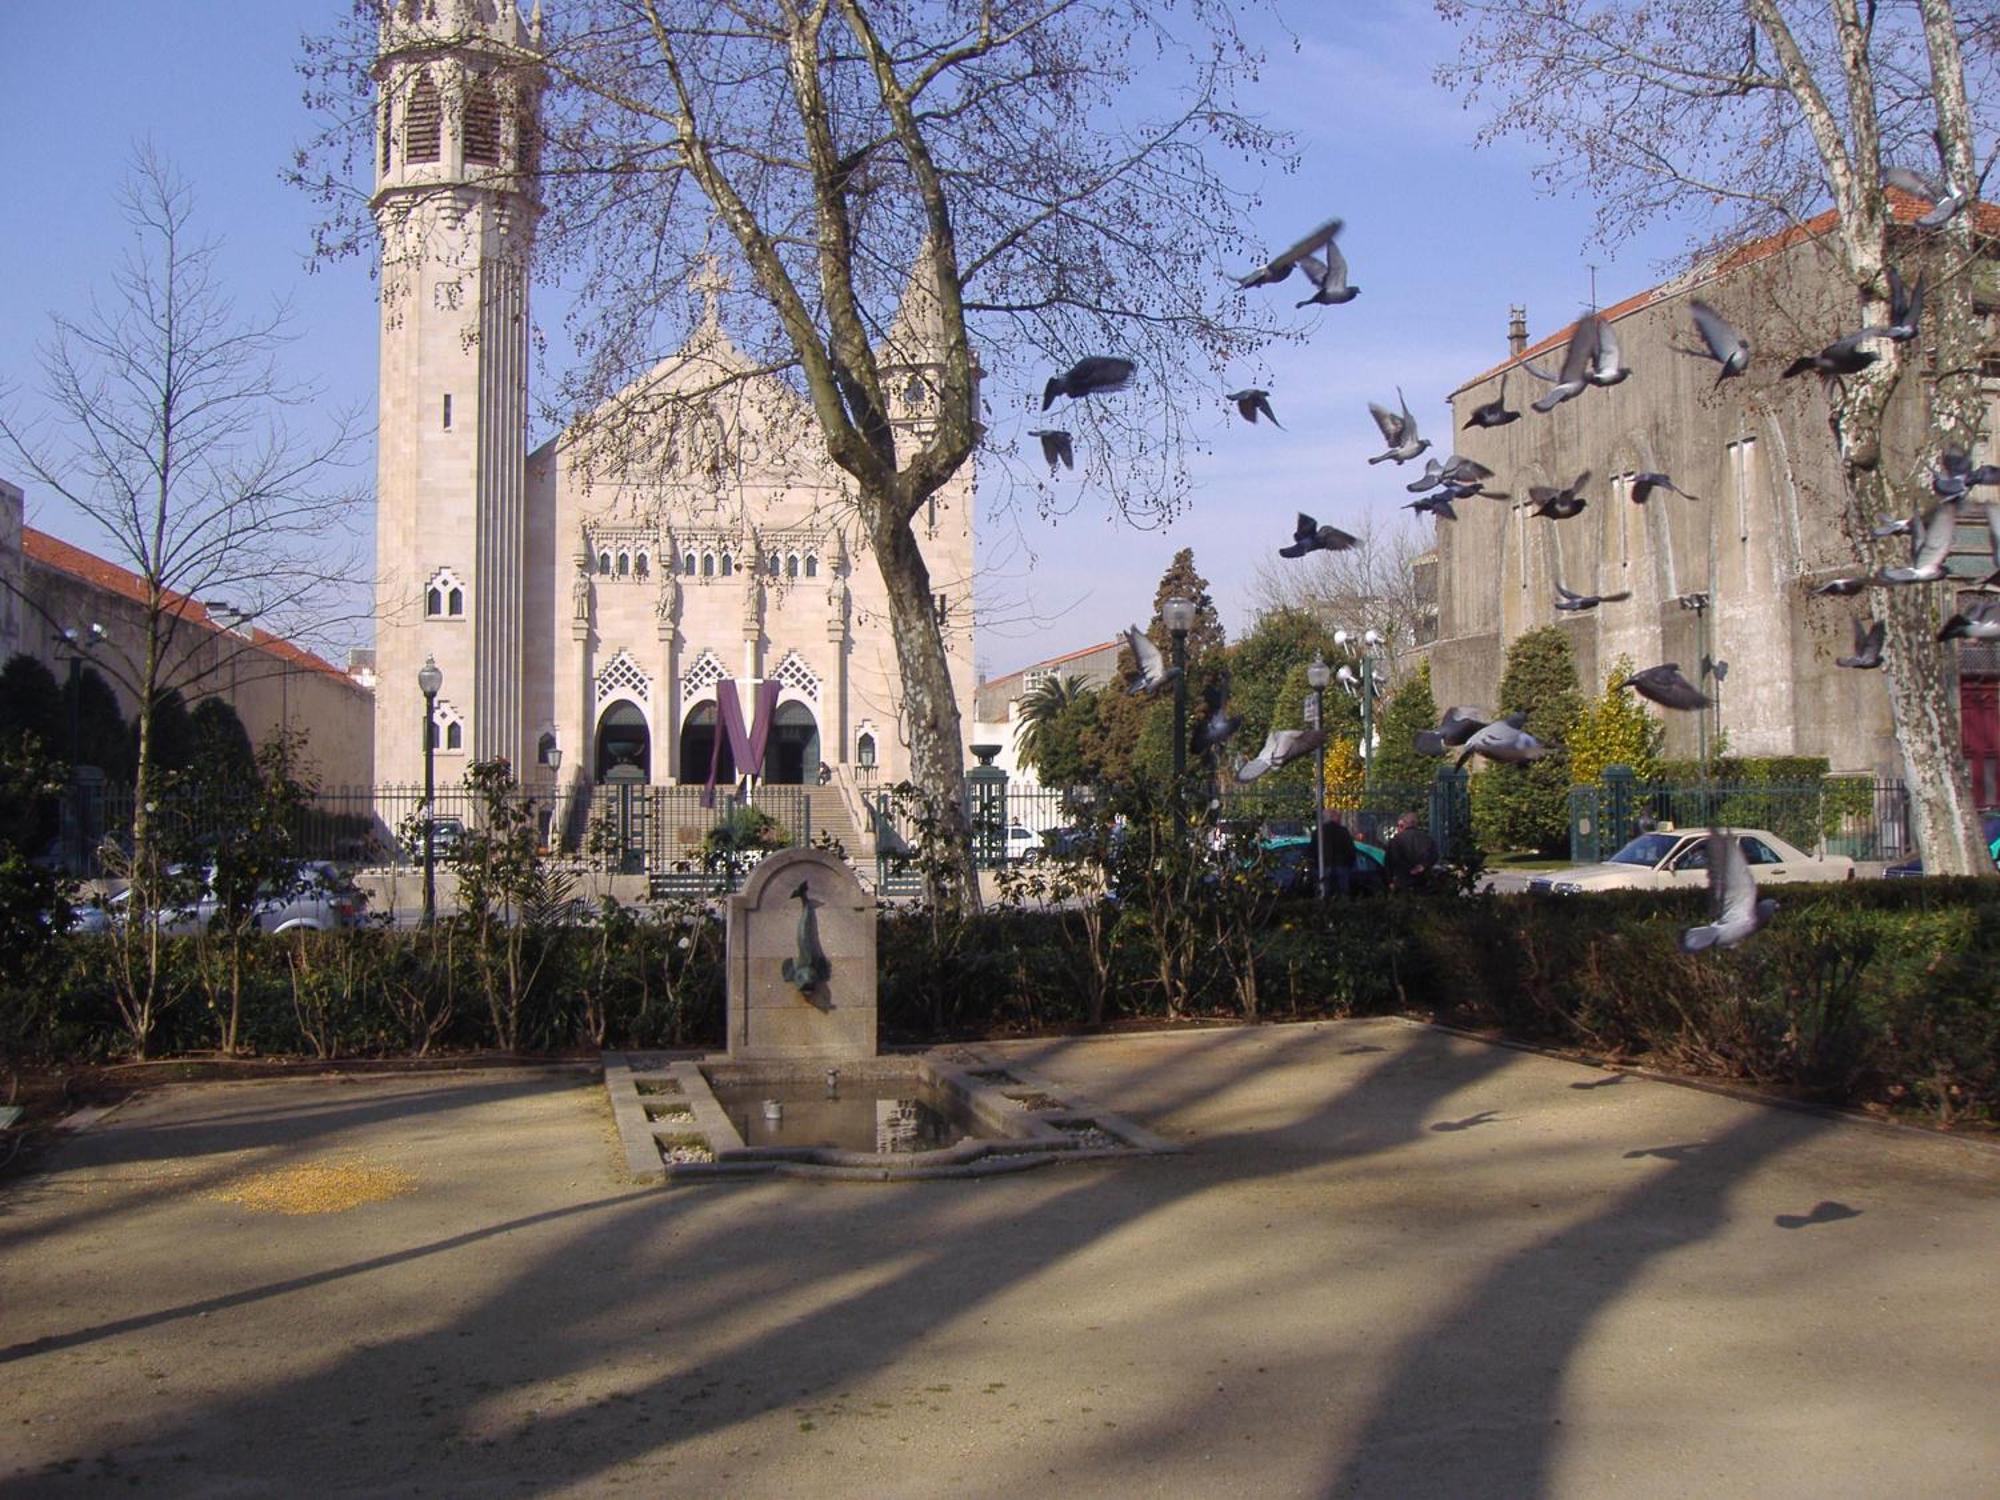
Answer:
xmin=368 ymin=1 xmax=974 ymax=806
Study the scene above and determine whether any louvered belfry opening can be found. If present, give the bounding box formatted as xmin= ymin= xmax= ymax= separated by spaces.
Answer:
xmin=404 ymin=74 xmax=442 ymax=163
xmin=462 ymin=75 xmax=501 ymax=165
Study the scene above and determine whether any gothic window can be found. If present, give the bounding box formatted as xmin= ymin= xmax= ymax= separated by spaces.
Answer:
xmin=442 ymin=393 xmax=452 ymax=430
xmin=702 ymin=553 xmax=715 ymax=577
xmin=425 ymin=567 xmax=466 ymax=618
xmin=785 ymin=554 xmax=800 ymax=579
xmin=537 ymin=731 xmax=559 ymax=766
xmin=804 ymin=554 xmax=819 ymax=578
xmin=680 ymin=649 xmax=726 ymax=700
xmin=598 ymin=551 xmax=612 ymax=574
xmin=1726 ymin=437 xmax=1760 ymax=543
xmin=431 ymin=699 xmax=465 ymax=753
xmin=857 ymin=732 xmax=877 ymax=768
xmin=405 ymin=74 xmax=443 ymax=164
xmin=720 ymin=553 xmax=734 ymax=576
xmin=617 ymin=552 xmax=630 ymax=577
xmin=635 ymin=553 xmax=650 ymax=579
xmin=515 ymin=111 xmax=540 ymax=177
xmin=768 ymin=552 xmax=782 ymax=575
xmin=595 ymin=649 xmax=654 ymax=706
xmin=683 ymin=552 xmax=696 ymax=575
xmin=773 ymin=651 xmax=821 ymax=700
xmin=462 ymin=75 xmax=502 ymax=165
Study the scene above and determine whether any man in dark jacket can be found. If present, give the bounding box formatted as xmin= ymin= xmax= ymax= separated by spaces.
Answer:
xmin=1317 ymin=811 xmax=1359 ymax=898
xmin=1385 ymin=811 xmax=1439 ymax=893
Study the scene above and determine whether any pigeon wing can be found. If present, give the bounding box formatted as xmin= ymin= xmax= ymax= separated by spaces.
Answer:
xmin=1912 ymin=499 xmax=1961 ymax=573
xmin=1689 ymin=300 xmax=1742 ymax=363
xmin=1368 ymin=402 xmax=1405 ymax=446
xmin=1713 ymin=834 xmax=1759 ymax=930
xmin=1591 ymin=318 xmax=1625 ymax=378
xmin=1125 ymin=626 xmax=1166 ymax=688
xmin=1557 ymin=317 xmax=1600 ymax=386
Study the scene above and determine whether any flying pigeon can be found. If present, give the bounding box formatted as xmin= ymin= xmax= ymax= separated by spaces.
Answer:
xmin=1930 ymin=448 xmax=2000 ymax=500
xmin=1631 ymin=472 xmax=1698 ymax=504
xmin=1587 ymin=316 xmax=1631 ymax=387
xmin=1883 ymin=266 xmax=1924 ymax=342
xmin=1406 ymin=493 xmax=1458 ymax=521
xmin=1407 ymin=454 xmax=1495 ymax=493
xmin=1465 ymin=372 xmax=1520 ymax=429
xmin=1121 ymin=624 xmax=1177 ymax=695
xmin=1293 ymin=226 xmax=1360 ymax=307
xmin=1620 ymin=663 xmax=1710 ymax=711
xmin=1938 ymin=602 xmax=2000 ymax=641
xmin=1227 ymin=388 xmax=1282 ymax=427
xmin=1783 ymin=329 xmax=1882 ymax=379
xmin=1885 ymin=164 xmax=1969 ymax=230
xmin=1525 ymin=316 xmax=1601 ymax=412
xmin=1414 ymin=706 xmax=1488 ymax=758
xmin=1974 ymin=499 xmax=2000 ymax=587
xmin=1235 ymin=217 xmax=1347 ymax=291
xmin=1875 ymin=498 xmax=1960 ymax=584
xmin=1682 ymin=300 xmax=1752 ymax=383
xmin=1028 ymin=428 xmax=1073 ymax=470
xmin=1555 ymin=583 xmax=1632 ymax=612
xmin=1043 ymin=357 xmax=1135 ymax=409
xmin=1366 ymin=389 xmax=1430 ymax=464
xmin=1454 ymin=712 xmax=1551 ymax=768
xmin=1235 ymin=727 xmax=1327 ymax=783
xmin=1811 ymin=574 xmax=1873 ymax=598
xmin=1278 ymin=512 xmax=1359 ymax=558
xmin=1869 ymin=514 xmax=1919 ymax=540
xmin=1679 ymin=832 xmax=1777 ymax=953
xmin=1836 ymin=618 xmax=1886 ymax=668
xmin=1519 ymin=471 xmax=1591 ymax=520
xmin=1190 ymin=673 xmax=1242 ymax=757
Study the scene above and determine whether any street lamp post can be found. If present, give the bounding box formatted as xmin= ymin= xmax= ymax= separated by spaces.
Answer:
xmin=1336 ymin=628 xmax=1386 ymax=798
xmin=418 ymin=655 xmax=443 ymax=927
xmin=1306 ymin=651 xmax=1332 ymax=899
xmin=1162 ymin=596 xmax=1196 ymax=837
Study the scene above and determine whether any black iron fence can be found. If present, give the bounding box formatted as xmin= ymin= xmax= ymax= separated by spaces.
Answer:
xmin=1567 ymin=771 xmax=1912 ymax=864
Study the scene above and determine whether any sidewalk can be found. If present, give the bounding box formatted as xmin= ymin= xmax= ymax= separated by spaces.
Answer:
xmin=2 ymin=1022 xmax=1995 ymax=1496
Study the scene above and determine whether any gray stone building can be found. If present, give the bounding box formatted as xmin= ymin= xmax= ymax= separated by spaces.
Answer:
xmin=1432 ymin=204 xmax=2000 ymax=798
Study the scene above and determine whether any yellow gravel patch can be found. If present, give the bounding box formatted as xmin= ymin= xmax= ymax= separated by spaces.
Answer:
xmin=210 ymin=1157 xmax=417 ymax=1216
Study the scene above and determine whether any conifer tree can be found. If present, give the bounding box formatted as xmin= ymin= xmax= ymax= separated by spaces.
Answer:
xmin=1470 ymin=626 xmax=1583 ymax=855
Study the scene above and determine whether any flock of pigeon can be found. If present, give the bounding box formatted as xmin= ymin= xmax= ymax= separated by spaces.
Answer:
xmin=1031 ymin=175 xmax=1975 ymax=951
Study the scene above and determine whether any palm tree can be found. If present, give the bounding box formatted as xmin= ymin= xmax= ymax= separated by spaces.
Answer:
xmin=1015 ymin=673 xmax=1093 ymax=777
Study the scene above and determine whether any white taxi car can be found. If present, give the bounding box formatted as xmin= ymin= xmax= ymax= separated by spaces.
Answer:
xmin=1528 ymin=827 xmax=1854 ymax=895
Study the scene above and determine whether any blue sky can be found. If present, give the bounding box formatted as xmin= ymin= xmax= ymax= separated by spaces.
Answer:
xmin=0 ymin=2 xmax=1696 ymax=681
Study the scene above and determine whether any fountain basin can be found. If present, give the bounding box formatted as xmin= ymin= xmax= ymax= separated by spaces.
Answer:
xmin=601 ymin=1050 xmax=1179 ymax=1182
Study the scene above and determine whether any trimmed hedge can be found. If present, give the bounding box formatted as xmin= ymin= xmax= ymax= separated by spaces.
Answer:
xmin=7 ymin=881 xmax=1998 ymax=1129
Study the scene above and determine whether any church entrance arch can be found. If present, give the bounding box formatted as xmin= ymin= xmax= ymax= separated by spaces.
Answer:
xmin=595 ymin=700 xmax=651 ymax=783
xmin=678 ymin=700 xmax=733 ymax=785
xmin=763 ymin=700 xmax=820 ymax=784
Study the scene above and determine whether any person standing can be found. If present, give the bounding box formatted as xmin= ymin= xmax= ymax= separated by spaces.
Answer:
xmin=1385 ymin=811 xmax=1439 ymax=893
xmin=1318 ymin=810 xmax=1359 ymax=898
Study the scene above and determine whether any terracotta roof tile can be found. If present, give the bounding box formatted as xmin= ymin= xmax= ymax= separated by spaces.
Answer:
xmin=1453 ymin=192 xmax=1998 ymax=398
xmin=23 ymin=526 xmax=360 ymax=686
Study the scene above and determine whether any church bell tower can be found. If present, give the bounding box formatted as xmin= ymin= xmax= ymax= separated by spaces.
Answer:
xmin=371 ymin=0 xmax=543 ymax=787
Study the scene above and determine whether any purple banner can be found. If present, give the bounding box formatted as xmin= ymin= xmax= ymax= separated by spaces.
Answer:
xmin=701 ymin=678 xmax=784 ymax=808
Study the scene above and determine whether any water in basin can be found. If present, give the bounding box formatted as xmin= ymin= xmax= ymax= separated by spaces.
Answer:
xmin=709 ymin=1076 xmax=970 ymax=1154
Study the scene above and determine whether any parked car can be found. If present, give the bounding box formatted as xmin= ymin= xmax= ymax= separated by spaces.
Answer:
xmin=1883 ymin=815 xmax=2000 ymax=878
xmin=1528 ymin=827 xmax=1854 ymax=894
xmin=1261 ymin=830 xmax=1389 ymax=896
xmin=406 ymin=816 xmax=467 ymax=860
xmin=69 ymin=863 xmax=368 ymax=935
xmin=1000 ymin=823 xmax=1041 ymax=862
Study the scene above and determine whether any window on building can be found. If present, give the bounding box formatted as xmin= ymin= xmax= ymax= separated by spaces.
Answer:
xmin=425 ymin=569 xmax=466 ymax=619
xmin=857 ymin=732 xmax=876 ymax=768
xmin=933 ymin=591 xmax=948 ymax=624
xmin=462 ymin=75 xmax=501 ymax=165
xmin=617 ymin=551 xmax=630 ymax=576
xmin=635 ymin=553 xmax=650 ymax=579
xmin=785 ymin=554 xmax=799 ymax=579
xmin=426 ymin=586 xmax=443 ymax=617
xmin=701 ymin=553 xmax=715 ymax=577
xmin=598 ymin=551 xmax=612 ymax=574
xmin=804 ymin=554 xmax=818 ymax=578
xmin=381 ymin=99 xmax=393 ymax=173
xmin=1727 ymin=437 xmax=1759 ymax=543
xmin=446 ymin=721 xmax=462 ymax=751
xmin=404 ymin=74 xmax=443 ymax=164
xmin=720 ymin=553 xmax=734 ymax=576
xmin=768 ymin=552 xmax=781 ymax=575
xmin=447 ymin=586 xmax=463 ymax=616
xmin=442 ymin=393 xmax=452 ymax=430
xmin=683 ymin=552 xmax=696 ymax=575
xmin=537 ymin=731 xmax=559 ymax=766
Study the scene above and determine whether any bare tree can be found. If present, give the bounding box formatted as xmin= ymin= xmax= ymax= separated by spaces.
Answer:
xmin=0 ymin=150 xmax=364 ymax=1053
xmin=300 ymin=0 xmax=1291 ymax=903
xmin=1437 ymin=0 xmax=1997 ymax=873
xmin=1247 ymin=513 xmax=1433 ymax=690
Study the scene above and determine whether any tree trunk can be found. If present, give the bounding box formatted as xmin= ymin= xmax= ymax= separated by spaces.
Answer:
xmin=868 ymin=506 xmax=976 ymax=908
